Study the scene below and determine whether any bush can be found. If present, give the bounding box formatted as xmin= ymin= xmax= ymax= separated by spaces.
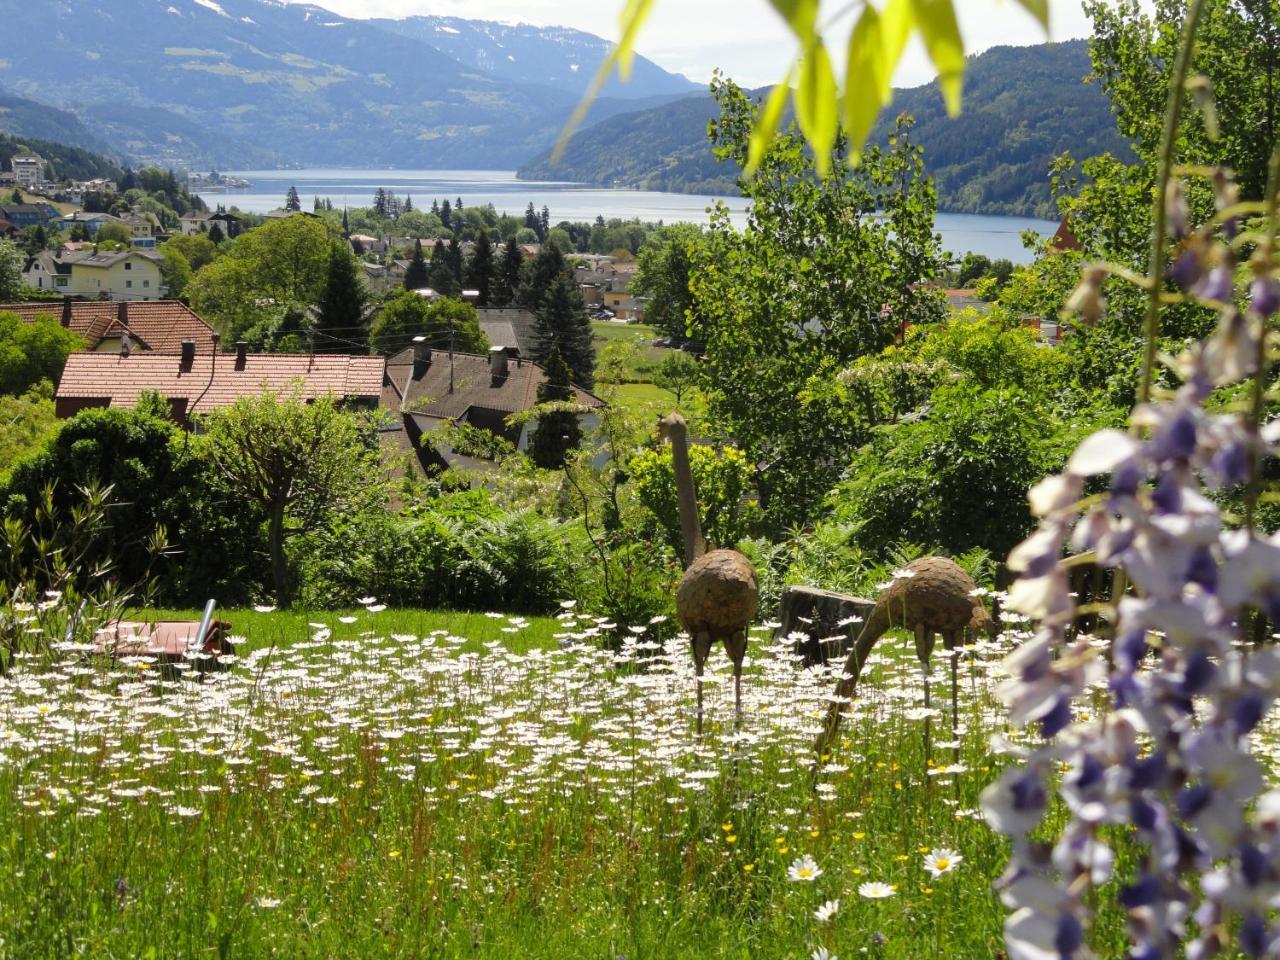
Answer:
xmin=630 ymin=443 xmax=754 ymax=555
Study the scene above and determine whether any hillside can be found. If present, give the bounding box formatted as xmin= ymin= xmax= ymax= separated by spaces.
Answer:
xmin=0 ymin=0 xmax=693 ymax=169
xmin=0 ymin=131 xmax=125 ymax=184
xmin=518 ymin=40 xmax=1133 ymax=218
xmin=369 ymin=16 xmax=698 ymax=100
xmin=0 ymin=89 xmax=114 ymax=156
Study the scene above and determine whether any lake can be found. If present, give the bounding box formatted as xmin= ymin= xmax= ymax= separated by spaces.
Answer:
xmin=217 ymin=168 xmax=1055 ymax=264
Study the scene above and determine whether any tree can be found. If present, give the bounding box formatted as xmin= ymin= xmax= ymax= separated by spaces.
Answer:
xmin=633 ymin=224 xmax=704 ymax=341
xmin=187 ymin=214 xmax=334 ymax=344
xmin=285 ymin=185 xmax=302 ymax=212
xmin=0 ymin=238 xmax=23 ymax=302
xmin=494 ymin=238 xmax=524 ymax=306
xmin=95 ymin=222 xmax=132 ymax=247
xmin=689 ymin=78 xmax=946 ymax=530
xmin=314 ymin=239 xmax=369 ymax=352
xmin=369 ymin=291 xmax=487 ymax=356
xmin=403 ymin=238 xmax=429 ymax=291
xmin=160 ymin=234 xmax=217 ymax=272
xmin=208 ymin=222 xmax=225 ymax=245
xmin=517 ymin=240 xmax=570 ymax=309
xmin=652 ymin=351 xmax=701 ymax=405
xmin=527 ymin=347 xmax=581 ymax=468
xmin=630 ymin=442 xmax=752 ymax=555
xmin=440 ymin=198 xmax=452 ymax=231
xmin=202 ymin=388 xmax=379 ymax=607
xmin=427 ymin=240 xmax=461 ymax=298
xmin=404 ymin=195 xmax=413 ymax=213
xmin=0 ymin=311 xmax=86 ymax=395
xmin=465 ymin=228 xmax=495 ymax=306
xmin=0 ymin=382 xmax=56 ymax=475
xmin=446 ymin=233 xmax=463 ymax=284
xmin=158 ymin=245 xmax=193 ymax=298
xmin=373 ymin=188 xmax=389 ymax=219
xmin=532 ymin=274 xmax=594 ymax=389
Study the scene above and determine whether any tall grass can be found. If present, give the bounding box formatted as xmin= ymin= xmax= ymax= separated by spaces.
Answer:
xmin=0 ymin=602 xmax=1050 ymax=958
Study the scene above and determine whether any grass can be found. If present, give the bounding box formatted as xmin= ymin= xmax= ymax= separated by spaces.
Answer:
xmin=0 ymin=602 xmax=1038 ymax=958
xmin=591 ymin=321 xmax=707 ymax=419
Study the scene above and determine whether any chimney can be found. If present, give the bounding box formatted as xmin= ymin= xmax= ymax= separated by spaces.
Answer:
xmin=179 ymin=339 xmax=195 ymax=373
xmin=60 ymin=296 xmax=72 ymax=327
xmin=489 ymin=346 xmax=509 ymax=384
xmin=412 ymin=335 xmax=431 ymax=379
xmin=117 ymin=300 xmax=128 ymax=327
xmin=235 ymin=341 xmax=248 ymax=371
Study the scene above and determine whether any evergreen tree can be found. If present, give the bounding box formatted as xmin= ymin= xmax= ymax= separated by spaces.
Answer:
xmin=440 ymin=198 xmax=452 ymax=231
xmin=524 ymin=202 xmax=539 ymax=234
xmin=314 ymin=240 xmax=369 ymax=353
xmin=465 ymin=228 xmax=495 ymax=306
xmin=404 ymin=195 xmax=413 ymax=213
xmin=285 ymin=185 xmax=301 ymax=212
xmin=313 ymin=195 xmax=323 ymax=212
xmin=455 ymin=196 xmax=464 ymax=213
xmin=528 ymin=346 xmax=582 ymax=469
xmin=447 ymin=234 xmax=463 ymax=284
xmin=342 ymin=207 xmax=350 ymax=238
xmin=208 ymin=223 xmax=225 ymax=245
xmin=431 ymin=199 xmax=440 ymax=217
xmin=538 ymin=205 xmax=551 ymax=240
xmin=517 ymin=240 xmax=569 ymax=309
xmin=373 ymin=188 xmax=389 ymax=219
xmin=403 ymin=238 xmax=429 ymax=291
xmin=532 ymin=273 xmax=594 ymax=389
xmin=493 ymin=239 xmax=524 ymax=307
xmin=325 ymin=198 xmax=334 ymax=212
xmin=427 ymin=240 xmax=461 ymax=297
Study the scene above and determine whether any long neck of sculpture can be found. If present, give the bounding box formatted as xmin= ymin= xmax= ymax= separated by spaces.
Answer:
xmin=664 ymin=413 xmax=705 ymax=568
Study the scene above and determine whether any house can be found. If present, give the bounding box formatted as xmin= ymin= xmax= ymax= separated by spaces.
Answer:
xmin=178 ymin=211 xmax=210 ymax=236
xmin=58 ymin=211 xmax=128 ymax=237
xmin=11 ymin=154 xmax=47 ymax=189
xmin=208 ymin=211 xmax=242 ymax=239
xmin=602 ymin=283 xmax=645 ymax=322
xmin=23 ymin=249 xmax=165 ymax=300
xmin=382 ymin=341 xmax=603 ymax=473
xmin=0 ymin=202 xmax=59 ymax=229
xmin=476 ymin=307 xmax=537 ymax=358
xmin=56 ymin=344 xmax=385 ymax=425
xmin=0 ymin=299 xmax=218 ymax=354
xmin=123 ymin=213 xmax=158 ymax=239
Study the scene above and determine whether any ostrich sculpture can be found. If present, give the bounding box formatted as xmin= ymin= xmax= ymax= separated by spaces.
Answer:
xmin=814 ymin=556 xmax=991 ymax=757
xmin=661 ymin=413 xmax=759 ymax=734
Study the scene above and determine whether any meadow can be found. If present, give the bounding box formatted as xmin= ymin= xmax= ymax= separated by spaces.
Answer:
xmin=0 ymin=600 xmax=1052 ymax=959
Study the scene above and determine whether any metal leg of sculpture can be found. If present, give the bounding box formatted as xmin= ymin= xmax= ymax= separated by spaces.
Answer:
xmin=693 ymin=630 xmax=713 ymax=736
xmin=945 ymin=629 xmax=961 ymax=764
xmin=915 ymin=624 xmax=933 ymax=764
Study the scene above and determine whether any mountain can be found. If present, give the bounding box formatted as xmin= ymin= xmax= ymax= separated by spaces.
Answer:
xmin=518 ymin=41 xmax=1134 ymax=219
xmin=0 ymin=89 xmax=114 ymax=156
xmin=0 ymin=131 xmax=125 ymax=185
xmin=0 ymin=0 xmax=694 ymax=169
xmin=369 ymin=16 xmax=698 ymax=100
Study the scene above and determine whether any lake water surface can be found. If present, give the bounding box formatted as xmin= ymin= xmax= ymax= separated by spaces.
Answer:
xmin=218 ymin=168 xmax=1055 ymax=263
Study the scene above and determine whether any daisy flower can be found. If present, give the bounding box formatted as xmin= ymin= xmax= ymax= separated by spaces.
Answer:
xmin=811 ymin=949 xmax=837 ymax=960
xmin=857 ymin=881 xmax=896 ymax=899
xmin=787 ymin=854 xmax=822 ymax=882
xmin=924 ymin=848 xmax=962 ymax=878
xmin=814 ymin=898 xmax=840 ymax=923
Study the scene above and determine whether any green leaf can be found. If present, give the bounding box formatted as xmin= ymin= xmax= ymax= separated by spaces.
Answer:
xmin=552 ymin=0 xmax=655 ymax=163
xmin=880 ymin=0 xmax=915 ymax=77
xmin=745 ymin=70 xmax=795 ymax=179
xmin=795 ymin=40 xmax=839 ymax=176
xmin=843 ymin=6 xmax=889 ymax=158
xmin=767 ymin=0 xmax=820 ymax=38
xmin=908 ymin=0 xmax=966 ymax=116
xmin=1011 ymin=0 xmax=1050 ymax=29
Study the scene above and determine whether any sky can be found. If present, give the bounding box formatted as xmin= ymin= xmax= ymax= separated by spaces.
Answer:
xmin=287 ymin=0 xmax=1096 ymax=89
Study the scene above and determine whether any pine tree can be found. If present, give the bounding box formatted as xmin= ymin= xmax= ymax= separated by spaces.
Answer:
xmin=431 ymin=199 xmax=440 ymax=217
xmin=533 ymin=274 xmax=594 ymax=389
xmin=427 ymin=240 xmax=460 ymax=297
xmin=313 ymin=195 xmax=323 ymax=212
xmin=373 ymin=188 xmax=388 ymax=219
xmin=538 ymin=205 xmax=551 ymax=240
xmin=528 ymin=346 xmax=582 ymax=468
xmin=465 ymin=228 xmax=495 ymax=306
xmin=342 ymin=207 xmax=350 ymax=238
xmin=403 ymin=238 xmax=429 ymax=291
xmin=315 ymin=240 xmax=369 ymax=353
xmin=455 ymin=196 xmax=463 ymax=212
xmin=447 ymin=234 xmax=463 ymax=284
xmin=404 ymin=195 xmax=413 ymax=213
xmin=493 ymin=238 xmax=524 ymax=307
xmin=517 ymin=239 xmax=569 ymax=309
xmin=440 ymin=199 xmax=452 ymax=231
xmin=524 ymin=202 xmax=539 ymax=233
xmin=208 ymin=222 xmax=225 ymax=245
xmin=326 ymin=198 xmax=334 ymax=212
xmin=285 ymin=185 xmax=301 ymax=212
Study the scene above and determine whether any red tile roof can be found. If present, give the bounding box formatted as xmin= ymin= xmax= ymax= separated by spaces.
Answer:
xmin=57 ymin=352 xmax=386 ymax=417
xmin=0 ymin=300 xmax=218 ymax=353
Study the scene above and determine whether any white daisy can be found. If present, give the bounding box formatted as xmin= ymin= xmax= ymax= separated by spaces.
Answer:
xmin=814 ymin=898 xmax=840 ymax=922
xmin=857 ymin=881 xmax=896 ymax=899
xmin=787 ymin=853 xmax=823 ymax=882
xmin=924 ymin=848 xmax=963 ymax=878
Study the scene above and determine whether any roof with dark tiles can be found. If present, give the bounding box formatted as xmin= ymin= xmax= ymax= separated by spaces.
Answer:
xmin=0 ymin=300 xmax=218 ymax=353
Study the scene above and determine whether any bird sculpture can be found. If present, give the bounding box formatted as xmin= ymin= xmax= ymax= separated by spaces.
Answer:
xmin=661 ymin=413 xmax=759 ymax=735
xmin=814 ymin=556 xmax=992 ymax=757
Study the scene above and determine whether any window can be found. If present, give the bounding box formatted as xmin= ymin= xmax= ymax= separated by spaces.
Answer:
xmin=54 ymin=277 xmax=67 ymax=287
xmin=124 ymin=262 xmax=132 ymax=270
xmin=143 ymin=280 xmax=150 ymax=288
xmin=125 ymin=280 xmax=132 ymax=289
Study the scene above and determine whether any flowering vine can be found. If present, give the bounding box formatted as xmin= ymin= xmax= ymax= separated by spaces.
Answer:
xmin=983 ymin=7 xmax=1280 ymax=957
